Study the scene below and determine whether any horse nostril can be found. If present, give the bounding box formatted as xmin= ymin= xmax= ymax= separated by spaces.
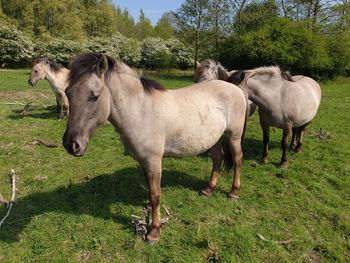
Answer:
xmin=72 ymin=141 xmax=81 ymax=153
xmin=28 ymin=79 xmax=33 ymax=86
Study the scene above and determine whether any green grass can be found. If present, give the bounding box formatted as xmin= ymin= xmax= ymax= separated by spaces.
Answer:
xmin=0 ymin=69 xmax=349 ymax=262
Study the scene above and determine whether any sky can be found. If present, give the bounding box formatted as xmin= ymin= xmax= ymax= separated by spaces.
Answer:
xmin=113 ymin=1 xmax=184 ymax=25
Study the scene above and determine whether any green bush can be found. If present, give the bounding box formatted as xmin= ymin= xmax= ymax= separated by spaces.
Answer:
xmin=83 ymin=37 xmax=120 ymax=58
xmin=113 ymin=33 xmax=142 ymax=67
xmin=37 ymin=38 xmax=82 ymax=65
xmin=220 ymin=18 xmax=333 ymax=78
xmin=166 ymin=38 xmax=193 ymax=69
xmin=0 ymin=25 xmax=34 ymax=67
xmin=140 ymin=37 xmax=176 ymax=69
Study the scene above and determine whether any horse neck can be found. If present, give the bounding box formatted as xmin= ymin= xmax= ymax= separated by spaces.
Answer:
xmin=244 ymin=77 xmax=281 ymax=111
xmin=44 ymin=67 xmax=69 ymax=89
xmin=217 ymin=65 xmax=230 ymax=80
xmin=107 ymin=73 xmax=149 ymax=129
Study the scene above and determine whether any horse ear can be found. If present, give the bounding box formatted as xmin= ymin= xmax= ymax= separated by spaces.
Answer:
xmin=196 ymin=61 xmax=201 ymax=69
xmin=96 ymin=54 xmax=108 ymax=76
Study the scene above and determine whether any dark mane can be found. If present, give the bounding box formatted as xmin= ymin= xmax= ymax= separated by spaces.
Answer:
xmin=227 ymin=66 xmax=295 ymax=85
xmin=140 ymin=77 xmax=167 ymax=94
xmin=281 ymin=70 xmax=294 ymax=81
xmin=227 ymin=70 xmax=245 ymax=85
xmin=32 ymin=56 xmax=64 ymax=72
xmin=68 ymin=52 xmax=115 ymax=87
xmin=68 ymin=52 xmax=166 ymax=94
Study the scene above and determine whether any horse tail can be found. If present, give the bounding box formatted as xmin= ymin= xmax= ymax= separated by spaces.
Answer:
xmin=222 ymin=91 xmax=249 ymax=172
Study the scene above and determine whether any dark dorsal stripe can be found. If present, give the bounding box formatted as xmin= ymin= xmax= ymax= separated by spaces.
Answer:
xmin=32 ymin=56 xmax=64 ymax=72
xmin=140 ymin=77 xmax=167 ymax=94
xmin=281 ymin=70 xmax=294 ymax=81
xmin=227 ymin=70 xmax=245 ymax=85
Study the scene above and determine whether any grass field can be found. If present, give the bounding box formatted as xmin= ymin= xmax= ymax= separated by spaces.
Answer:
xmin=0 ymin=69 xmax=349 ymax=262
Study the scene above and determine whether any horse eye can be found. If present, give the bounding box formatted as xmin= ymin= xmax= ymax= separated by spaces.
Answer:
xmin=34 ymin=69 xmax=38 ymax=73
xmin=89 ymin=95 xmax=99 ymax=102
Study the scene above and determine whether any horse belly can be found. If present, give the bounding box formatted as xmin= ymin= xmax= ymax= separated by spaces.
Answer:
xmin=163 ymin=110 xmax=226 ymax=157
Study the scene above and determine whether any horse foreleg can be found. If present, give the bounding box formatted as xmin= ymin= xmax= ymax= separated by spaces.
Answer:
xmin=143 ymin=160 xmax=162 ymax=244
xmin=280 ymin=124 xmax=292 ymax=169
xmin=228 ymin=138 xmax=243 ymax=200
xmin=201 ymin=142 xmax=223 ymax=196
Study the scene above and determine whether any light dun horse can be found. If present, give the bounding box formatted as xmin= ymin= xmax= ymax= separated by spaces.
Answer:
xmin=228 ymin=66 xmax=321 ymax=168
xmin=28 ymin=57 xmax=69 ymax=118
xmin=195 ymin=59 xmax=257 ymax=116
xmin=62 ymin=52 xmax=248 ymax=243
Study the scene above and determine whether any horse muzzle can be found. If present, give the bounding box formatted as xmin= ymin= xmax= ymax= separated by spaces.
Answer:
xmin=28 ymin=79 xmax=35 ymax=86
xmin=62 ymin=133 xmax=88 ymax=157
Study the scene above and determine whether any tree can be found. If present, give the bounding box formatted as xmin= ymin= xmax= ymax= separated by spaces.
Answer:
xmin=233 ymin=0 xmax=279 ymax=34
xmin=155 ymin=13 xmax=175 ymax=39
xmin=135 ymin=9 xmax=155 ymax=40
xmin=172 ymin=0 xmax=210 ymax=67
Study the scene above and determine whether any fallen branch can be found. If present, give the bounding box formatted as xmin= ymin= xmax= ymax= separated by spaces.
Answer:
xmin=131 ymin=206 xmax=169 ymax=239
xmin=32 ymin=140 xmax=59 ymax=148
xmin=309 ymin=128 xmax=331 ymax=140
xmin=20 ymin=102 xmax=34 ymax=115
xmin=0 ymin=169 xmax=17 ymax=228
xmin=257 ymin=233 xmax=293 ymax=245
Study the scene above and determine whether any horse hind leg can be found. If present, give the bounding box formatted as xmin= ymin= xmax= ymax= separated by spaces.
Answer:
xmin=201 ymin=142 xmax=223 ymax=197
xmin=294 ymin=122 xmax=309 ymax=153
xmin=280 ymin=123 xmax=292 ymax=169
xmin=261 ymin=123 xmax=270 ymax=164
xmin=289 ymin=128 xmax=298 ymax=150
xmin=228 ymin=137 xmax=243 ymax=200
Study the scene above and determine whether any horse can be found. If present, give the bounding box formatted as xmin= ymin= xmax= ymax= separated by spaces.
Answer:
xmin=194 ymin=59 xmax=257 ymax=116
xmin=228 ymin=66 xmax=321 ymax=168
xmin=62 ymin=52 xmax=249 ymax=243
xmin=28 ymin=57 xmax=69 ymax=118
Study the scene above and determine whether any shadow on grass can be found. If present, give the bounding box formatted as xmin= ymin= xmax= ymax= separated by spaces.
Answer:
xmin=8 ymin=105 xmax=59 ymax=120
xmin=0 ymin=167 xmax=206 ymax=243
xmin=243 ymin=137 xmax=280 ymax=161
xmin=198 ymin=137 xmax=280 ymax=162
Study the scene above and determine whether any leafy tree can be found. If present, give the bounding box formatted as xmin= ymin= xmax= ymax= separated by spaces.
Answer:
xmin=233 ymin=0 xmax=279 ymax=34
xmin=135 ymin=9 xmax=155 ymax=40
xmin=220 ymin=18 xmax=332 ymax=77
xmin=172 ymin=0 xmax=210 ymax=67
xmin=155 ymin=13 xmax=175 ymax=39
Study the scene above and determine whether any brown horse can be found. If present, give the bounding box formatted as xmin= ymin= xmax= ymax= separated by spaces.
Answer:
xmin=195 ymin=59 xmax=257 ymax=116
xmin=28 ymin=57 xmax=69 ymax=118
xmin=62 ymin=53 xmax=248 ymax=243
xmin=228 ymin=66 xmax=321 ymax=168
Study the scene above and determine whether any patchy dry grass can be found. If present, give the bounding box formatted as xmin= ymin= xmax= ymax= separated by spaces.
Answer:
xmin=0 ymin=69 xmax=349 ymax=262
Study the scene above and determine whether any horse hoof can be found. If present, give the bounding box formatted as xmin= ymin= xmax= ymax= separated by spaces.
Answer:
xmin=261 ymin=158 xmax=269 ymax=164
xmin=279 ymin=162 xmax=288 ymax=169
xmin=146 ymin=238 xmax=159 ymax=246
xmin=200 ymin=187 xmax=213 ymax=197
xmin=228 ymin=192 xmax=239 ymax=200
